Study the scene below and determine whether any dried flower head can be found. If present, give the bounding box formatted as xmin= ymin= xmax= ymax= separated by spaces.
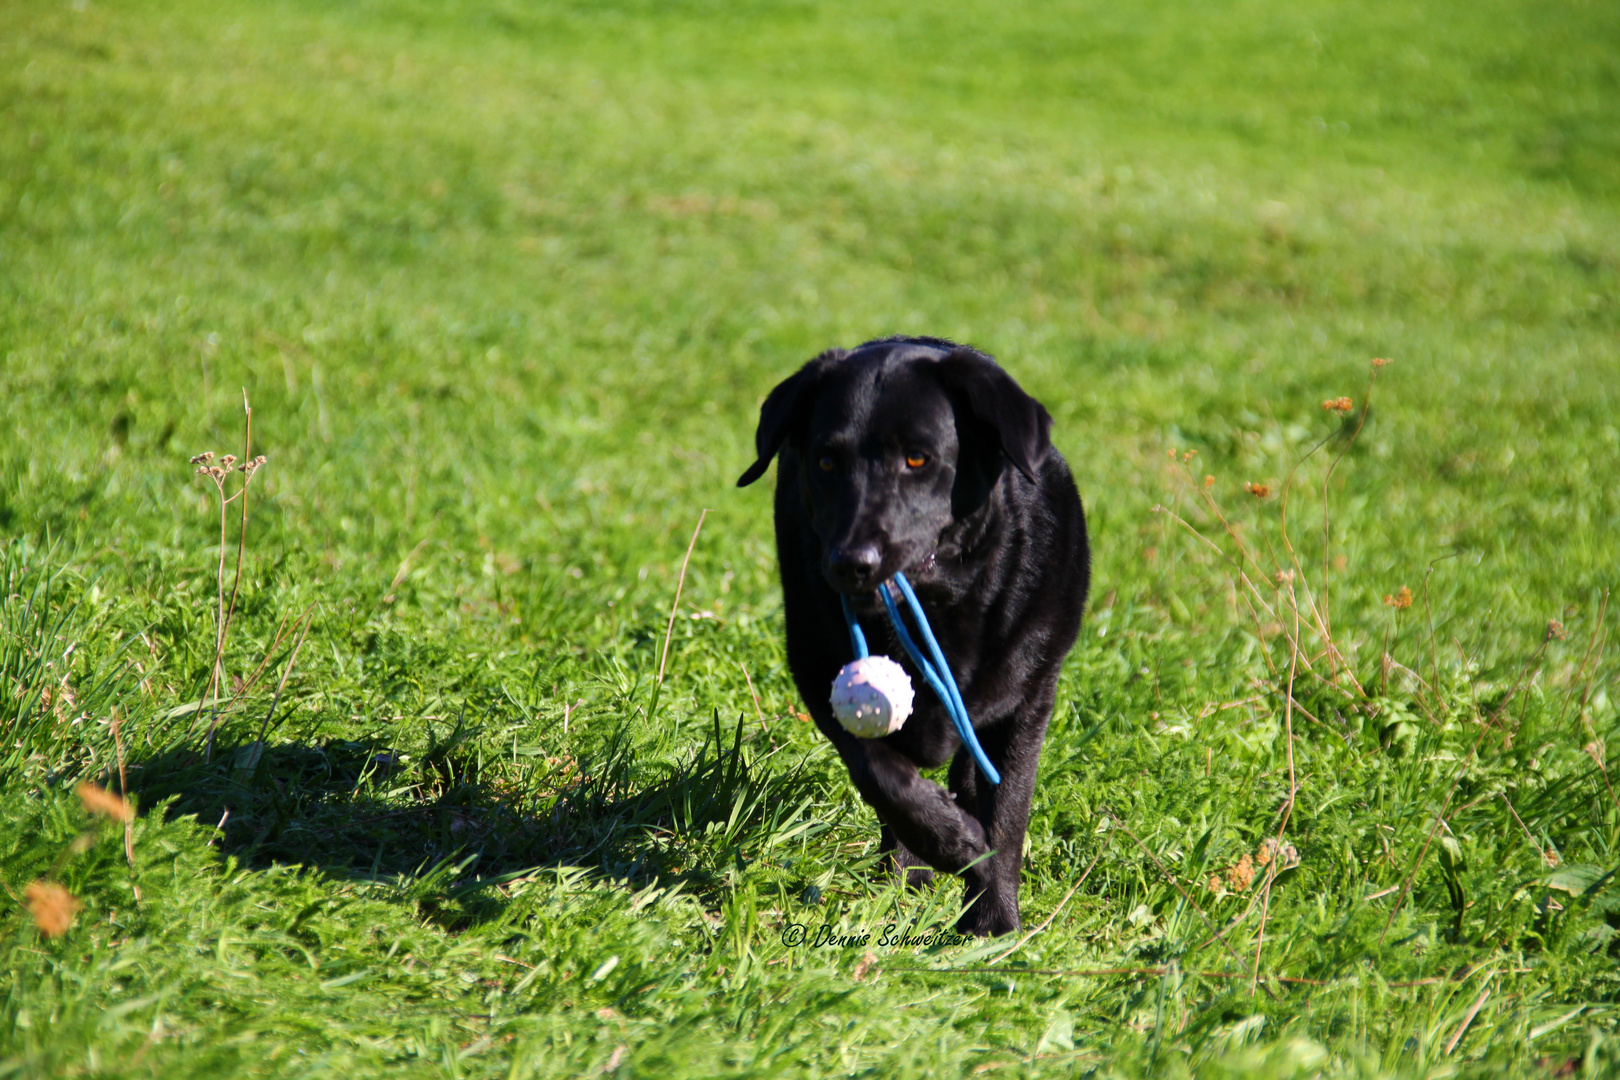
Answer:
xmin=75 ymin=782 xmax=132 ymax=822
xmin=189 ymin=452 xmax=215 ymax=465
xmin=1256 ymin=836 xmax=1300 ymax=871
xmin=1383 ymin=586 xmax=1414 ymax=610
xmin=1203 ymin=474 xmax=1215 ymax=489
xmin=1371 ymin=357 xmax=1393 ymax=368
xmin=25 ymin=881 xmax=80 ymax=938
xmin=1548 ymin=620 xmax=1567 ymax=641
xmin=1224 ymin=853 xmax=1255 ymax=891
xmin=1182 ymin=450 xmax=1197 ymax=462
xmin=1322 ymin=397 xmax=1354 ymax=413
xmin=1245 ymin=482 xmax=1271 ymax=498
xmin=1275 ymin=569 xmax=1295 ymax=585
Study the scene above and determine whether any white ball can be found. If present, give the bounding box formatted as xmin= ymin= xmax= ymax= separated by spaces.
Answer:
xmin=830 ymin=655 xmax=915 ymax=738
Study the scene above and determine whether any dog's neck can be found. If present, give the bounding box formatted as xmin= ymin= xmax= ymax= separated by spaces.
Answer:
xmin=925 ymin=468 xmax=1019 ymax=584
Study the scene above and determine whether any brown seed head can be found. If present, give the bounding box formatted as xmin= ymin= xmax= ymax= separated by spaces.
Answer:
xmin=1245 ymin=482 xmax=1271 ymax=498
xmin=75 ymin=782 xmax=132 ymax=822
xmin=1548 ymin=620 xmax=1567 ymax=641
xmin=1322 ymin=397 xmax=1354 ymax=413
xmin=1256 ymin=837 xmax=1300 ymax=871
xmin=1225 ymin=853 xmax=1255 ymax=891
xmin=1203 ymin=474 xmax=1215 ymax=489
xmin=1383 ymin=586 xmax=1414 ymax=610
xmin=189 ymin=452 xmax=215 ymax=465
xmin=1371 ymin=357 xmax=1393 ymax=368
xmin=25 ymin=881 xmax=80 ymax=938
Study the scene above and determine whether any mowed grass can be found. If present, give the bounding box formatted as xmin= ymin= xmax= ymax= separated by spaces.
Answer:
xmin=3 ymin=0 xmax=1619 ymax=1075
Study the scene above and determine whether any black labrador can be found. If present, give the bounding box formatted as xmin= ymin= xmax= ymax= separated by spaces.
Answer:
xmin=738 ymin=336 xmax=1089 ymax=936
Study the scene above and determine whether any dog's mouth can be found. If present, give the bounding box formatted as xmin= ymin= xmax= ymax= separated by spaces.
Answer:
xmin=832 ymin=551 xmax=938 ymax=613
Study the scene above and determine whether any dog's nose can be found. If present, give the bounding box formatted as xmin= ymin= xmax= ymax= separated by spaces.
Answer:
xmin=826 ymin=544 xmax=883 ymax=591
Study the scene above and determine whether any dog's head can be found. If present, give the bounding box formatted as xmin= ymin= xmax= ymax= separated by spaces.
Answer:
xmin=737 ymin=337 xmax=1052 ymax=594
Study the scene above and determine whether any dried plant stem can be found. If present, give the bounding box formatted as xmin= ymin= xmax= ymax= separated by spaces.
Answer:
xmin=888 ymin=965 xmax=1485 ymax=989
xmin=252 ymin=607 xmax=314 ymax=751
xmin=987 ymin=844 xmax=1105 ymax=965
xmin=1107 ymin=815 xmax=1269 ymax=993
xmin=1499 ymin=793 xmax=1548 ymax=865
xmin=1585 ymin=744 xmax=1620 ymax=821
xmin=1251 ymin=580 xmax=1301 ymax=993
xmin=207 ymin=394 xmax=253 ymax=756
xmin=1420 ymin=561 xmax=1447 ymax=716
xmin=223 ymin=605 xmax=309 ymax=712
xmin=223 ymin=391 xmax=253 ymax=682
xmin=385 ymin=534 xmax=434 ymax=604
xmin=190 ymin=394 xmax=268 ymax=762
xmin=738 ymin=661 xmax=776 ymax=749
xmin=1379 ymin=712 xmax=1507 ymax=943
xmin=649 ymin=509 xmax=710 ymax=723
xmin=1315 ymin=367 xmax=1380 ymax=679
xmin=1573 ymin=589 xmax=1611 ymax=734
xmin=1379 ymin=786 xmax=1460 ymax=944
xmin=202 ymin=475 xmax=230 ymax=760
xmin=1445 ymin=984 xmax=1492 ymax=1055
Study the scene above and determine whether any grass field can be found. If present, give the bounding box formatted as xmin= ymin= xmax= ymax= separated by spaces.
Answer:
xmin=3 ymin=0 xmax=1619 ymax=1075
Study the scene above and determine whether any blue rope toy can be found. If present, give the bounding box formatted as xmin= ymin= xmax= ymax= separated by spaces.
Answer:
xmin=839 ymin=571 xmax=1001 ymax=785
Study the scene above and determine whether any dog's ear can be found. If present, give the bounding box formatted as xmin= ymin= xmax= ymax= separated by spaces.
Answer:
xmin=937 ymin=347 xmax=1052 ymax=483
xmin=737 ymin=348 xmax=848 ymax=487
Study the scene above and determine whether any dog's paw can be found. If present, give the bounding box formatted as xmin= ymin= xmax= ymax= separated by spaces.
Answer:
xmin=956 ymin=900 xmax=1019 ymax=938
xmin=903 ymin=866 xmax=936 ymax=890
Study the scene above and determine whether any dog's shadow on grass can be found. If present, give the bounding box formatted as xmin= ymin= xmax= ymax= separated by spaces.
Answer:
xmin=123 ymin=715 xmax=831 ymax=928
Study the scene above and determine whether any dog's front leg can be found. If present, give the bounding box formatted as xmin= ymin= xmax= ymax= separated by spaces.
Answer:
xmin=878 ymin=825 xmax=937 ymax=889
xmin=833 ymin=736 xmax=991 ymax=879
xmin=948 ymin=699 xmax=1053 ymax=937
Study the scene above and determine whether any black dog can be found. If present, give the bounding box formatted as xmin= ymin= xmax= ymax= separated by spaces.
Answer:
xmin=738 ymin=336 xmax=1089 ymax=936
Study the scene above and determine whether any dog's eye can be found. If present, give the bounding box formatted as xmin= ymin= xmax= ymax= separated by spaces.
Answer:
xmin=905 ymin=452 xmax=928 ymax=469
xmin=818 ymin=456 xmax=836 ymax=473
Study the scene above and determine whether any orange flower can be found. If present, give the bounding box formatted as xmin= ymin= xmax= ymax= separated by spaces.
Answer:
xmin=1203 ymin=474 xmax=1215 ymax=489
xmin=76 ymin=782 xmax=132 ymax=822
xmin=1322 ymin=397 xmax=1354 ymax=413
xmin=25 ymin=881 xmax=80 ymax=938
xmin=1371 ymin=357 xmax=1393 ymax=368
xmin=1245 ymin=482 xmax=1271 ymax=498
xmin=1383 ymin=586 xmax=1413 ymax=610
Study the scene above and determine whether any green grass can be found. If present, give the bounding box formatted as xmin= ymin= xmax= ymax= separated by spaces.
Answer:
xmin=3 ymin=0 xmax=1619 ymax=1075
